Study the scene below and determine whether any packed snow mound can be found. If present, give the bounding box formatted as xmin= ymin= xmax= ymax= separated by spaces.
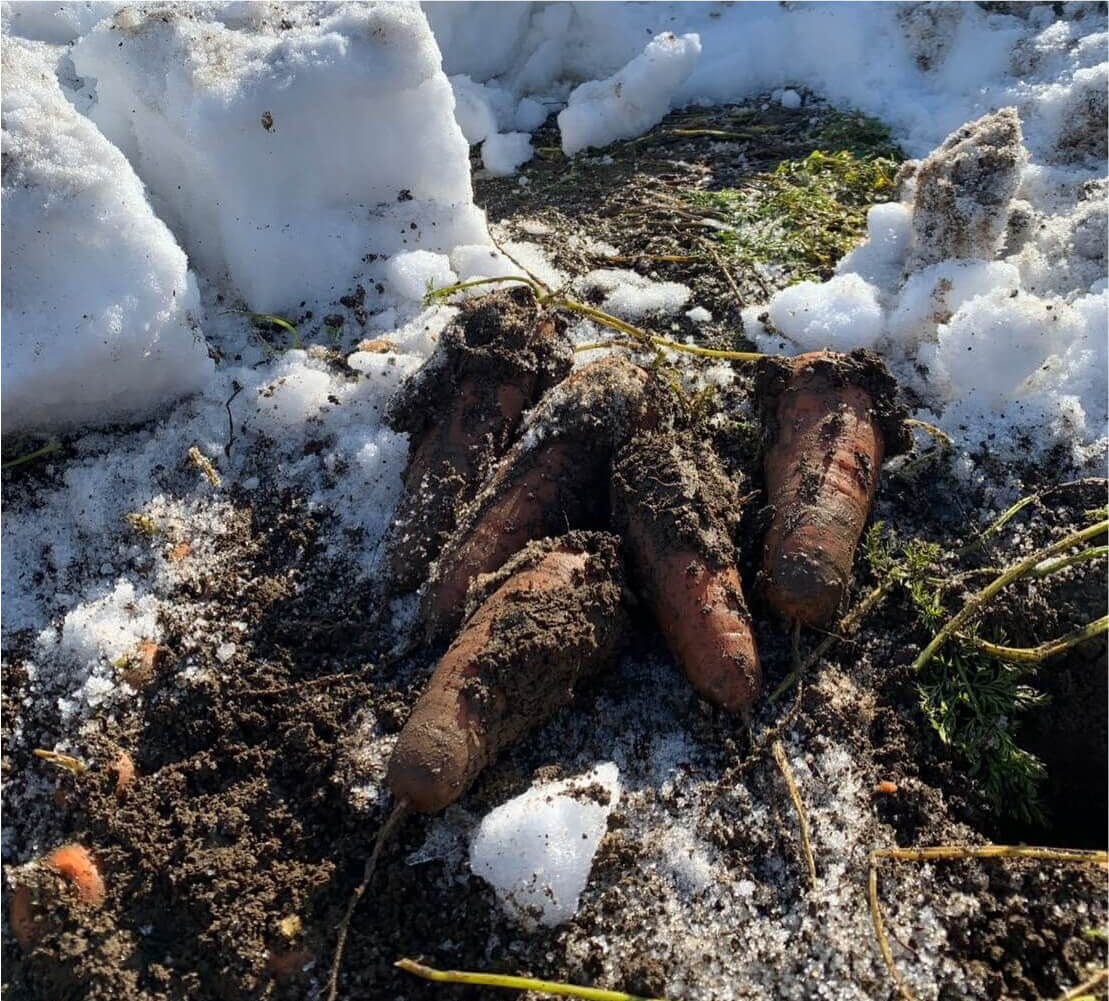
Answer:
xmin=902 ymin=107 xmax=1026 ymax=271
xmin=750 ymin=105 xmax=1107 ymax=460
xmin=559 ymin=32 xmax=701 ymax=156
xmin=1 ymin=36 xmax=213 ymax=435
xmin=71 ymin=2 xmax=488 ymax=314
xmin=470 ymin=763 xmax=621 ymax=928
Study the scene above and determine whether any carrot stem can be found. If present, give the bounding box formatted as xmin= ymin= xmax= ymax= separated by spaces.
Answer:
xmin=960 ymin=615 xmax=1108 ymax=664
xmin=395 ymin=958 xmax=677 ymax=1001
xmin=912 ymin=520 xmax=1108 ymax=674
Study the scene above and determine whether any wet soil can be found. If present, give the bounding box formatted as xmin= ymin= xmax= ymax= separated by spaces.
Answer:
xmin=3 ymin=100 xmax=1107 ymax=1001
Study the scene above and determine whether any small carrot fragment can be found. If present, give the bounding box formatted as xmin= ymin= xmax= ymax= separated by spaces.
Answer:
xmin=112 ymin=750 xmax=137 ymax=799
xmin=875 ymin=780 xmax=898 ymax=796
xmin=45 ymin=844 xmax=105 ymax=906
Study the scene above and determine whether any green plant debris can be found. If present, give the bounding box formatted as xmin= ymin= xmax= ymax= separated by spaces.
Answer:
xmin=250 ymin=312 xmax=302 ymax=350
xmin=187 ymin=445 xmax=222 ymax=487
xmin=125 ymin=512 xmax=161 ymax=537
xmin=918 ymin=648 xmax=1048 ymax=825
xmin=813 ymin=109 xmax=903 ymax=159
xmin=687 ymin=148 xmax=900 ymax=284
xmin=865 ymin=522 xmax=1050 ymax=823
xmin=2 ymin=438 xmax=61 ymax=471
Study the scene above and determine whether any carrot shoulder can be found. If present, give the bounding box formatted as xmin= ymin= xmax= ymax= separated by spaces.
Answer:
xmin=759 ymin=350 xmax=909 ymax=627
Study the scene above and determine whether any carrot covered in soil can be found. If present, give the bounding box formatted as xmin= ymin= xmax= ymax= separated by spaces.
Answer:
xmin=758 ymin=350 xmax=909 ymax=627
xmin=388 ymin=531 xmax=629 ymax=813
xmin=421 ymin=354 xmax=667 ymax=641
xmin=382 ymin=287 xmax=572 ymax=593
xmin=612 ymin=430 xmax=761 ymax=713
xmin=9 ymin=843 xmax=105 ymax=950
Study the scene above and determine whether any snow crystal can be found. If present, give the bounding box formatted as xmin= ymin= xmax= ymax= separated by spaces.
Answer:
xmin=559 ymin=32 xmax=702 ymax=156
xmin=71 ymin=3 xmax=487 ymax=314
xmin=470 ymin=763 xmax=621 ymax=928
xmin=2 ymin=37 xmax=212 ymax=434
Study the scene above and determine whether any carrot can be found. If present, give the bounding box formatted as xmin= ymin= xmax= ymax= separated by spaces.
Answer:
xmin=758 ymin=350 xmax=909 ymax=626
xmin=422 ymin=354 xmax=662 ymax=641
xmin=612 ymin=430 xmax=761 ymax=713
xmin=10 ymin=843 xmax=105 ymax=950
xmin=382 ymin=288 xmax=571 ymax=593
xmin=387 ymin=532 xmax=629 ymax=813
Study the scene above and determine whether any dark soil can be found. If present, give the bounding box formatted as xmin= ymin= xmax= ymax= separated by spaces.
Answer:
xmin=3 ymin=99 xmax=1106 ymax=1001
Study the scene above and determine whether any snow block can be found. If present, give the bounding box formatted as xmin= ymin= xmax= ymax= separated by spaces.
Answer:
xmin=72 ymin=2 xmax=488 ymax=314
xmin=1 ymin=37 xmax=212 ymax=434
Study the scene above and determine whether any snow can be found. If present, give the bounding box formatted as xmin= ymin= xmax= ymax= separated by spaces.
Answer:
xmin=469 ymin=763 xmax=621 ymax=927
xmin=559 ymin=32 xmax=702 ymax=156
xmin=2 ymin=36 xmax=213 ymax=433
xmin=766 ymin=274 xmax=885 ymax=353
xmin=69 ymin=2 xmax=487 ymax=315
xmin=384 ymin=250 xmax=456 ymax=303
xmin=481 ymin=130 xmax=534 ymax=176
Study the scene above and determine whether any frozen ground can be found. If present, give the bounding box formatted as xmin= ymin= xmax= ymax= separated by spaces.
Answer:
xmin=2 ymin=3 xmax=1107 ymax=1001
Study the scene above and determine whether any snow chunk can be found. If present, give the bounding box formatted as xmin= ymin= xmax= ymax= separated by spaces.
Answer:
xmin=904 ymin=108 xmax=1026 ymax=270
xmin=470 ymin=763 xmax=621 ymax=928
xmin=836 ymin=201 xmax=914 ymax=293
xmin=449 ymin=244 xmax=520 ymax=282
xmin=686 ymin=307 xmax=712 ymax=324
xmin=385 ymin=251 xmax=457 ymax=303
xmin=767 ymin=274 xmax=884 ymax=352
xmin=515 ymin=97 xmax=549 ymax=132
xmin=921 ymin=288 xmax=1083 ymax=408
xmin=559 ymin=32 xmax=702 ymax=155
xmin=482 ymin=131 xmax=534 ymax=176
xmin=779 ymin=88 xmax=802 ymax=109
xmin=72 ymin=3 xmax=487 ymax=314
xmin=1 ymin=37 xmax=212 ymax=434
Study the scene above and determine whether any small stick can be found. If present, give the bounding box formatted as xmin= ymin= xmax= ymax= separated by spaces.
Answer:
xmin=395 ymin=958 xmax=676 ymax=1001
xmin=33 ymin=749 xmax=87 ymax=775
xmin=2 ymin=438 xmax=61 ymax=471
xmin=912 ymin=520 xmax=1108 ymax=674
xmin=697 ymin=238 xmax=745 ymax=312
xmin=868 ymin=844 xmax=1108 ymax=1001
xmin=902 ymin=418 xmax=954 ymax=451
xmin=589 ymin=253 xmax=699 ymax=264
xmin=325 ymin=800 xmax=411 ymax=1001
xmin=960 ymin=615 xmax=1108 ymax=664
xmin=1054 ymin=967 xmax=1109 ymax=1001
xmin=771 ymin=739 xmax=817 ymax=890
